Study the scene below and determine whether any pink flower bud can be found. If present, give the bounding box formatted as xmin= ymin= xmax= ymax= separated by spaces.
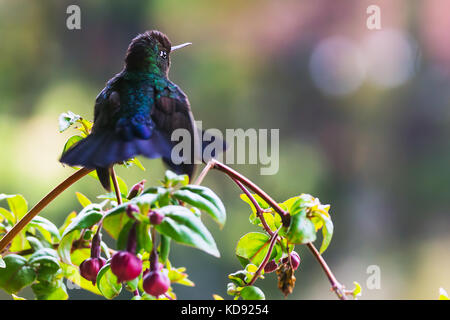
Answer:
xmin=264 ymin=259 xmax=278 ymax=273
xmin=79 ymin=257 xmax=106 ymax=285
xmin=126 ymin=204 xmax=140 ymax=220
xmin=149 ymin=210 xmax=164 ymax=225
xmin=281 ymin=251 xmax=301 ymax=270
xmin=143 ymin=270 xmax=170 ymax=297
xmin=110 ymin=251 xmax=142 ymax=282
xmin=127 ymin=180 xmax=146 ymax=199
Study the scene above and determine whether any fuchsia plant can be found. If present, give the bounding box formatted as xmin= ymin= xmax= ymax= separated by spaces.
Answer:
xmin=0 ymin=112 xmax=361 ymax=300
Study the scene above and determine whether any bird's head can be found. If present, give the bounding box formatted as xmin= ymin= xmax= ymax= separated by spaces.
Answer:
xmin=124 ymin=30 xmax=191 ymax=76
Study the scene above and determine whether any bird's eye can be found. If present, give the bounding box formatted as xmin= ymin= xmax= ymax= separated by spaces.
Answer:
xmin=159 ymin=51 xmax=167 ymax=59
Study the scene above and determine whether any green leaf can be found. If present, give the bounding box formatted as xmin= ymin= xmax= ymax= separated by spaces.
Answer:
xmin=96 ymin=264 xmax=122 ymax=299
xmin=159 ymin=234 xmax=171 ymax=263
xmin=57 ymin=230 xmax=79 ymax=265
xmin=315 ymin=212 xmax=333 ymax=254
xmin=29 ymin=216 xmax=61 ymax=243
xmin=0 ymin=255 xmax=5 ymax=268
xmin=235 ymin=232 xmax=281 ymax=267
xmin=59 ymin=211 xmax=77 ymax=235
xmin=26 ymin=236 xmax=44 ymax=251
xmin=281 ymin=209 xmax=317 ymax=245
xmin=0 ymin=207 xmax=15 ymax=224
xmin=62 ymin=264 xmax=101 ymax=295
xmin=62 ymin=135 xmax=83 ymax=155
xmin=102 ymin=204 xmax=131 ymax=240
xmin=0 ymin=254 xmax=36 ymax=294
xmin=61 ymin=204 xmax=103 ymax=238
xmin=173 ymin=185 xmax=226 ymax=227
xmin=240 ymin=193 xmax=270 ymax=213
xmin=32 ymin=279 xmax=68 ymax=300
xmin=28 ymin=249 xmax=61 ymax=282
xmin=75 ymin=192 xmax=92 ymax=208
xmin=0 ymin=194 xmax=28 ymax=221
xmin=155 ymin=205 xmax=220 ymax=257
xmin=163 ymin=170 xmax=189 ymax=187
xmin=240 ymin=286 xmax=265 ymax=300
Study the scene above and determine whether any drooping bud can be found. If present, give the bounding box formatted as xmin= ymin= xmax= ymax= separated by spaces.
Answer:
xmin=281 ymin=251 xmax=301 ymax=270
xmin=149 ymin=210 xmax=164 ymax=225
xmin=264 ymin=259 xmax=278 ymax=273
xmin=126 ymin=204 xmax=140 ymax=220
xmin=110 ymin=251 xmax=143 ymax=283
xmin=80 ymin=257 xmax=107 ymax=285
xmin=143 ymin=270 xmax=170 ymax=297
xmin=127 ymin=180 xmax=146 ymax=199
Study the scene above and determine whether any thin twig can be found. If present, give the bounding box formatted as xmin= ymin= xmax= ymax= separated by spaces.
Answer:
xmin=194 ymin=160 xmax=215 ymax=185
xmin=110 ymin=166 xmax=122 ymax=205
xmin=307 ymin=243 xmax=347 ymax=300
xmin=247 ymin=229 xmax=279 ymax=286
xmin=196 ymin=159 xmax=347 ymax=300
xmin=232 ymin=177 xmax=274 ymax=236
xmin=0 ymin=168 xmax=93 ymax=253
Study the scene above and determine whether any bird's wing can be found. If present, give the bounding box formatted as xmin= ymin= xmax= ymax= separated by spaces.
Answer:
xmin=152 ymin=80 xmax=200 ymax=178
xmin=91 ymin=73 xmax=123 ymax=133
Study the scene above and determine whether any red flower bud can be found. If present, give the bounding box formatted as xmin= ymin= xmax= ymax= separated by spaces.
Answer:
xmin=149 ymin=210 xmax=164 ymax=225
xmin=143 ymin=270 xmax=170 ymax=297
xmin=281 ymin=251 xmax=301 ymax=270
xmin=79 ymin=257 xmax=106 ymax=285
xmin=126 ymin=204 xmax=140 ymax=220
xmin=127 ymin=180 xmax=146 ymax=199
xmin=110 ymin=251 xmax=142 ymax=282
xmin=264 ymin=259 xmax=278 ymax=273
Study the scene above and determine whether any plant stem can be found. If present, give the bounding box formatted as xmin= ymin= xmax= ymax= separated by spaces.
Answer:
xmin=194 ymin=160 xmax=214 ymax=185
xmin=110 ymin=167 xmax=122 ymax=205
xmin=247 ymin=229 xmax=279 ymax=286
xmin=197 ymin=159 xmax=346 ymax=300
xmin=209 ymin=159 xmax=290 ymax=227
xmin=232 ymin=178 xmax=274 ymax=236
xmin=306 ymin=243 xmax=347 ymax=300
xmin=0 ymin=168 xmax=92 ymax=253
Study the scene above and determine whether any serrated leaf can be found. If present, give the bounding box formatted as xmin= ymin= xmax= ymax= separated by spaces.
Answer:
xmin=155 ymin=205 xmax=220 ymax=257
xmin=0 ymin=254 xmax=36 ymax=294
xmin=235 ymin=232 xmax=281 ymax=267
xmin=96 ymin=264 xmax=122 ymax=299
xmin=29 ymin=216 xmax=61 ymax=243
xmin=173 ymin=185 xmax=226 ymax=227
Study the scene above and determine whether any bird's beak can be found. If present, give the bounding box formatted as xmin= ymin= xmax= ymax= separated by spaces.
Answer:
xmin=171 ymin=42 xmax=192 ymax=51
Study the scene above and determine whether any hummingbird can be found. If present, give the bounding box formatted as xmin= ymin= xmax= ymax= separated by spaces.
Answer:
xmin=60 ymin=30 xmax=214 ymax=191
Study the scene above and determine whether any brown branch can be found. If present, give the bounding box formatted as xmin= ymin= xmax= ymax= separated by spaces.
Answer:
xmin=196 ymin=159 xmax=347 ymax=300
xmin=247 ymin=229 xmax=279 ymax=286
xmin=231 ymin=177 xmax=274 ymax=236
xmin=0 ymin=168 xmax=93 ymax=253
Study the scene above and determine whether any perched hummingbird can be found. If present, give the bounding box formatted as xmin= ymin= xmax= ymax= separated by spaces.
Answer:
xmin=60 ymin=30 xmax=215 ymax=191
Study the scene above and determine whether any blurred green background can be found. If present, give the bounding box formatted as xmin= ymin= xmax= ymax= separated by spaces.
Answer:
xmin=1 ymin=0 xmax=450 ymax=299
